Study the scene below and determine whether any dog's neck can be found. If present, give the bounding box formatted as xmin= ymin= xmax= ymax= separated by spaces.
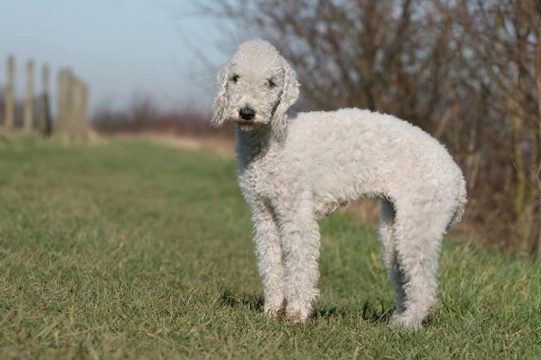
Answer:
xmin=235 ymin=110 xmax=297 ymax=167
xmin=235 ymin=125 xmax=272 ymax=162
xmin=235 ymin=123 xmax=285 ymax=167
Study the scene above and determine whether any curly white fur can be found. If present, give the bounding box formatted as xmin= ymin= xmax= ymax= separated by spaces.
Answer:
xmin=212 ymin=39 xmax=467 ymax=330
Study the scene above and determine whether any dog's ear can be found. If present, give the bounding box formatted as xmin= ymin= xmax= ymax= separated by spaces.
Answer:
xmin=271 ymin=58 xmax=299 ymax=140
xmin=211 ymin=66 xmax=229 ymax=127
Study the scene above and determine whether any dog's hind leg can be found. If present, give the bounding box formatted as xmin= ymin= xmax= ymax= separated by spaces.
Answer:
xmin=379 ymin=199 xmax=407 ymax=315
xmin=389 ymin=206 xmax=448 ymax=330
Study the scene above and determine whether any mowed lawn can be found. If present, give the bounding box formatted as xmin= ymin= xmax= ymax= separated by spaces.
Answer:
xmin=0 ymin=135 xmax=539 ymax=359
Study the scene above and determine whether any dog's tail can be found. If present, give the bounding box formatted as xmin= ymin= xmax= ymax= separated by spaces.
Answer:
xmin=447 ymin=175 xmax=467 ymax=232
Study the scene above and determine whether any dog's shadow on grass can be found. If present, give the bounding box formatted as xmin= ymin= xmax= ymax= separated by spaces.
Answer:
xmin=359 ymin=299 xmax=394 ymax=325
xmin=219 ymin=289 xmax=265 ymax=312
xmin=219 ymin=289 xmax=393 ymax=325
xmin=314 ymin=299 xmax=392 ymax=325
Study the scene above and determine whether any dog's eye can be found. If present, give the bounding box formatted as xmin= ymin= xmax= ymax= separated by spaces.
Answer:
xmin=267 ymin=79 xmax=277 ymax=88
xmin=231 ymin=75 xmax=240 ymax=83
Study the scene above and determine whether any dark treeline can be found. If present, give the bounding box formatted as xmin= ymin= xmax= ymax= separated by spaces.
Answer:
xmin=91 ymin=96 xmax=234 ymax=138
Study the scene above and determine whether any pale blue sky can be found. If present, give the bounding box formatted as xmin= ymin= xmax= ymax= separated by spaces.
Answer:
xmin=0 ymin=0 xmax=228 ymax=115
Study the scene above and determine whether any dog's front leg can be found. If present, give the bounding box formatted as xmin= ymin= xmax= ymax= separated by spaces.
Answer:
xmin=278 ymin=207 xmax=321 ymax=324
xmin=251 ymin=202 xmax=286 ymax=318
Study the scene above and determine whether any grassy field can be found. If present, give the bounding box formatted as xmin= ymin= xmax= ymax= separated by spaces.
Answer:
xmin=0 ymin=135 xmax=539 ymax=359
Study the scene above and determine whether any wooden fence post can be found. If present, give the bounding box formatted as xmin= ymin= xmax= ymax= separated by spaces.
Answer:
xmin=40 ymin=64 xmax=52 ymax=136
xmin=4 ymin=55 xmax=15 ymax=130
xmin=67 ymin=73 xmax=78 ymax=141
xmin=23 ymin=59 xmax=34 ymax=133
xmin=56 ymin=68 xmax=71 ymax=138
xmin=65 ymin=71 xmax=76 ymax=140
xmin=55 ymin=68 xmax=88 ymax=141
xmin=80 ymin=80 xmax=89 ymax=140
xmin=73 ymin=78 xmax=89 ymax=141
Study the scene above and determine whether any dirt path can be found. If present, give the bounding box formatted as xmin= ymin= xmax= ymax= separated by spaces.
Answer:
xmin=120 ymin=132 xmax=235 ymax=158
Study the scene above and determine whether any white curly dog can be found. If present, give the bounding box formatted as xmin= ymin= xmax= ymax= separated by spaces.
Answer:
xmin=211 ymin=39 xmax=467 ymax=330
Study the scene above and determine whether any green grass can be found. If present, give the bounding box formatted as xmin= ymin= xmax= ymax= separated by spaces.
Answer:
xmin=0 ymin=135 xmax=539 ymax=359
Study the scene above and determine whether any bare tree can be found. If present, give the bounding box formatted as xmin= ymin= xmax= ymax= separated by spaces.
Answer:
xmin=188 ymin=0 xmax=541 ymax=256
xmin=449 ymin=0 xmax=541 ymax=255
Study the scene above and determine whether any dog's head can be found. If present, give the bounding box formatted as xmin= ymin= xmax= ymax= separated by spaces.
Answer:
xmin=211 ymin=39 xmax=299 ymax=140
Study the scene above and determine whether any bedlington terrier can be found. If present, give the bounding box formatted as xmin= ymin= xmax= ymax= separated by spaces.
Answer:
xmin=211 ymin=39 xmax=467 ymax=330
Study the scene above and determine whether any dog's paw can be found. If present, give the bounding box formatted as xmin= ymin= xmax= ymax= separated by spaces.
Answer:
xmin=264 ymin=300 xmax=286 ymax=319
xmin=285 ymin=301 xmax=313 ymax=325
xmin=388 ymin=312 xmax=424 ymax=331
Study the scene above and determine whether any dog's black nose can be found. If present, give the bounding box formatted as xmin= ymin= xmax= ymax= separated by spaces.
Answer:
xmin=239 ymin=106 xmax=256 ymax=121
